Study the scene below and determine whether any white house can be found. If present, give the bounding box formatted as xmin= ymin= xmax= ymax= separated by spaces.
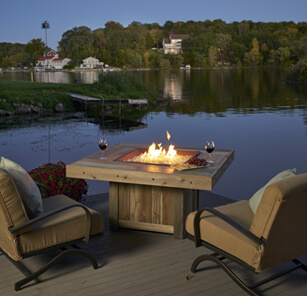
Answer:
xmin=36 ymin=50 xmax=71 ymax=70
xmin=162 ymin=34 xmax=190 ymax=54
xmin=80 ymin=57 xmax=104 ymax=69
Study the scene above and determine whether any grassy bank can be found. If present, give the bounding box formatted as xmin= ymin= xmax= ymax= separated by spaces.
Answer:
xmin=0 ymin=72 xmax=158 ymax=112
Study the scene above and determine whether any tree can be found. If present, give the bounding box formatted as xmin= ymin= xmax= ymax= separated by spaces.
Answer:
xmin=144 ymin=52 xmax=150 ymax=68
xmin=216 ymin=33 xmax=231 ymax=63
xmin=160 ymin=58 xmax=171 ymax=69
xmin=92 ymin=29 xmax=106 ymax=61
xmin=244 ymin=38 xmax=263 ymax=66
xmin=268 ymin=49 xmax=279 ymax=65
xmin=278 ymin=47 xmax=292 ymax=66
xmin=104 ymin=21 xmax=124 ymax=34
xmin=238 ymin=21 xmax=250 ymax=35
xmin=58 ymin=26 xmax=93 ymax=66
xmin=208 ymin=46 xmax=219 ymax=66
xmin=24 ymin=39 xmax=47 ymax=66
xmin=150 ymin=28 xmax=164 ymax=48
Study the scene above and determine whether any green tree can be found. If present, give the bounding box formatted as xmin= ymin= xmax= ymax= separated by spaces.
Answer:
xmin=268 ymin=49 xmax=279 ymax=65
xmin=208 ymin=46 xmax=219 ymax=66
xmin=58 ymin=26 xmax=93 ymax=66
xmin=160 ymin=58 xmax=171 ymax=69
xmin=216 ymin=33 xmax=231 ymax=63
xmin=278 ymin=47 xmax=292 ymax=66
xmin=92 ymin=28 xmax=106 ymax=61
xmin=24 ymin=39 xmax=47 ymax=66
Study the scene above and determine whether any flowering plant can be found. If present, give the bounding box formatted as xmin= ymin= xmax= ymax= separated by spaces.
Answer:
xmin=28 ymin=161 xmax=88 ymax=201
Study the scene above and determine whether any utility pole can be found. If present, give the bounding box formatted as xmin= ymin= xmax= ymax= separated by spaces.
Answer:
xmin=41 ymin=21 xmax=50 ymax=47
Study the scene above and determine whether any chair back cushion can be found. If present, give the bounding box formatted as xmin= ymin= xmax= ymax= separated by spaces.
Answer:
xmin=248 ymin=168 xmax=296 ymax=214
xmin=250 ymin=173 xmax=307 ymax=270
xmin=0 ymin=169 xmax=29 ymax=261
xmin=0 ymin=157 xmax=43 ymax=218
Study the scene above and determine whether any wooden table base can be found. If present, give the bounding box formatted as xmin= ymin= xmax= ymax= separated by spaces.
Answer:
xmin=109 ymin=182 xmax=199 ymax=239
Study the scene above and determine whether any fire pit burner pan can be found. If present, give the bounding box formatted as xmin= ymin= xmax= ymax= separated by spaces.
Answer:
xmin=115 ymin=148 xmax=199 ymax=166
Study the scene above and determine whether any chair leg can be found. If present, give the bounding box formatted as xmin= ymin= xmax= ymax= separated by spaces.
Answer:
xmin=191 ymin=252 xmax=224 ymax=272
xmin=191 ymin=254 xmax=307 ymax=296
xmin=15 ymin=248 xmax=99 ymax=291
xmin=191 ymin=253 xmax=259 ymax=296
xmin=293 ymin=258 xmax=307 ymax=272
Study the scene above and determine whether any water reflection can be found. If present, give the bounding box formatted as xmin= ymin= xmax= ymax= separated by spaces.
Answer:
xmin=34 ymin=72 xmax=72 ymax=84
xmin=1 ymin=69 xmax=307 ymax=201
xmin=0 ymin=70 xmax=100 ymax=84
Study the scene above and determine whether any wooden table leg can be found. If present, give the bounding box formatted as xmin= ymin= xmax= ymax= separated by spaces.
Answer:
xmin=173 ymin=189 xmax=199 ymax=239
xmin=109 ymin=182 xmax=199 ymax=239
xmin=109 ymin=182 xmax=119 ymax=231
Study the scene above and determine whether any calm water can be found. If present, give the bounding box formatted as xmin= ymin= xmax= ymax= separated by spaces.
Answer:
xmin=1 ymin=69 xmax=307 ymax=200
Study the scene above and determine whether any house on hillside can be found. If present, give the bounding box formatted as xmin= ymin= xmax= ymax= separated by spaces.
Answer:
xmin=162 ymin=34 xmax=190 ymax=54
xmin=36 ymin=50 xmax=71 ymax=70
xmin=80 ymin=57 xmax=104 ymax=69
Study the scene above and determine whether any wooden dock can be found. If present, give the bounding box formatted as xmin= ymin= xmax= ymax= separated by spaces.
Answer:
xmin=67 ymin=93 xmax=148 ymax=105
xmin=1 ymin=191 xmax=306 ymax=295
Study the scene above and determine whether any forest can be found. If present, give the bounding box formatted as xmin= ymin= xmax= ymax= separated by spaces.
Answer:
xmin=1 ymin=19 xmax=306 ymax=74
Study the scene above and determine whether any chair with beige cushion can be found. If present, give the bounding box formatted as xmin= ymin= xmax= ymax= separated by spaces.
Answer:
xmin=0 ymin=168 xmax=104 ymax=291
xmin=185 ymin=173 xmax=307 ymax=295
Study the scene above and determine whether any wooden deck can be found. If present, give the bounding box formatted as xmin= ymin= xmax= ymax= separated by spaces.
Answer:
xmin=1 ymin=191 xmax=306 ymax=295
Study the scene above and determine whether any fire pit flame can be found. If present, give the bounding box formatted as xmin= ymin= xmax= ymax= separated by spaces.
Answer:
xmin=118 ymin=131 xmax=197 ymax=165
xmin=128 ymin=141 xmax=192 ymax=165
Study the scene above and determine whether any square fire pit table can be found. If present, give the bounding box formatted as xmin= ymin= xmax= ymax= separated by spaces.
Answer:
xmin=66 ymin=142 xmax=234 ymax=238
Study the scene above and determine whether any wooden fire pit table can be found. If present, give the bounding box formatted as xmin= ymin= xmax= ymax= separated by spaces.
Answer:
xmin=66 ymin=142 xmax=234 ymax=239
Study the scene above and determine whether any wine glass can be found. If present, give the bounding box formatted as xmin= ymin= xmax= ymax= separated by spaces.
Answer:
xmin=98 ymin=138 xmax=108 ymax=160
xmin=205 ymin=141 xmax=215 ymax=163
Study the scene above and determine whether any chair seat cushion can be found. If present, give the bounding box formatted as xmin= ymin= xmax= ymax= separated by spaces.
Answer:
xmin=19 ymin=195 xmax=104 ymax=255
xmin=186 ymin=200 xmax=262 ymax=270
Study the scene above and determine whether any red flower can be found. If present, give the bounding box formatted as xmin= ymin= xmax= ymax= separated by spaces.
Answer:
xmin=28 ymin=161 xmax=88 ymax=201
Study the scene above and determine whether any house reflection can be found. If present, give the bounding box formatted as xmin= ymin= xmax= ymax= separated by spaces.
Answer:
xmin=163 ymin=71 xmax=183 ymax=100
xmin=33 ymin=71 xmax=100 ymax=84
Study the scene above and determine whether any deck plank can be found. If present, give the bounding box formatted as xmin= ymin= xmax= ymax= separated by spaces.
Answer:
xmin=0 ymin=191 xmax=306 ymax=295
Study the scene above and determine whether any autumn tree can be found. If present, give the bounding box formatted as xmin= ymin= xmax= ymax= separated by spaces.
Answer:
xmin=244 ymin=38 xmax=263 ymax=65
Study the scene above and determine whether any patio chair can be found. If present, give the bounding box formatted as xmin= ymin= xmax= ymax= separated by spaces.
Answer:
xmin=185 ymin=173 xmax=307 ymax=295
xmin=0 ymin=168 xmax=104 ymax=291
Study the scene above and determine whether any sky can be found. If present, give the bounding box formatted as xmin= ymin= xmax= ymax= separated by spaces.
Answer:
xmin=1 ymin=0 xmax=306 ymax=50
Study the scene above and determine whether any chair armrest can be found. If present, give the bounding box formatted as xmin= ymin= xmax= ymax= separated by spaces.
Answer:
xmin=193 ymin=207 xmax=265 ymax=248
xmin=36 ymin=183 xmax=50 ymax=197
xmin=9 ymin=204 xmax=92 ymax=244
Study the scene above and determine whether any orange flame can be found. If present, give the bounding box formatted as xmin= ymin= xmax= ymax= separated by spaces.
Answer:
xmin=166 ymin=130 xmax=171 ymax=141
xmin=130 ymin=131 xmax=190 ymax=165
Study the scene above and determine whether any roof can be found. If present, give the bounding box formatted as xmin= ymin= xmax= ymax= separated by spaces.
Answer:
xmin=37 ymin=56 xmax=54 ymax=61
xmin=163 ymin=38 xmax=170 ymax=44
xmin=83 ymin=56 xmax=99 ymax=62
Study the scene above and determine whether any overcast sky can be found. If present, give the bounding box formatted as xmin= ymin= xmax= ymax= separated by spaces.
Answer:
xmin=1 ymin=0 xmax=306 ymax=50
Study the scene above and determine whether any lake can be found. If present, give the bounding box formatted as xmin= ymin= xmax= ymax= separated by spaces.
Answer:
xmin=1 ymin=68 xmax=307 ymax=201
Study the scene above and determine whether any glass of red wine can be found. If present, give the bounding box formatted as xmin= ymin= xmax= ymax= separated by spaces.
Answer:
xmin=98 ymin=138 xmax=108 ymax=160
xmin=205 ymin=141 xmax=215 ymax=163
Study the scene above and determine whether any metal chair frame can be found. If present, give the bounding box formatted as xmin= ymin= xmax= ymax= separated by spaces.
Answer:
xmin=188 ymin=207 xmax=307 ymax=296
xmin=3 ymin=201 xmax=101 ymax=291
